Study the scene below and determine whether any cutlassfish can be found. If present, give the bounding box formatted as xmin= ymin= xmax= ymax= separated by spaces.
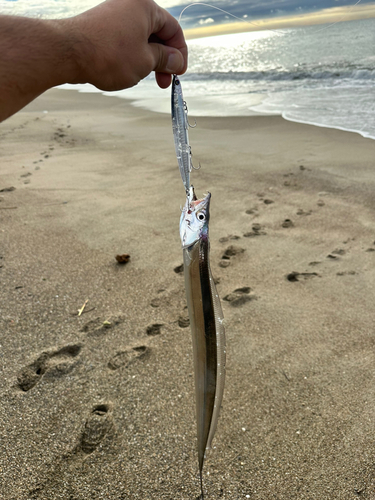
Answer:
xmin=180 ymin=187 xmax=226 ymax=497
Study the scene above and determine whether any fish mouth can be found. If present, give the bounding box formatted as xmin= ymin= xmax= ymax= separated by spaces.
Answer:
xmin=188 ymin=186 xmax=211 ymax=210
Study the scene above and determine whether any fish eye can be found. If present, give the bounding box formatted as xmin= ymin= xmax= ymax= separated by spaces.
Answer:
xmin=197 ymin=212 xmax=205 ymax=221
xmin=175 ymin=78 xmax=180 ymax=85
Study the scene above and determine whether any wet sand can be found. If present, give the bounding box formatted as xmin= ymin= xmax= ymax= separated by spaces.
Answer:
xmin=1 ymin=88 xmax=375 ymax=499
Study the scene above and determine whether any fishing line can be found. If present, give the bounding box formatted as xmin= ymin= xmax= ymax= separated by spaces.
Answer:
xmin=178 ymin=2 xmax=285 ymax=35
xmin=177 ymin=0 xmax=363 ymax=37
xmin=307 ymin=0 xmax=363 ymax=34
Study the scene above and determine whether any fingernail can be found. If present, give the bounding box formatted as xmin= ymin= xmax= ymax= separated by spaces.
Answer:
xmin=166 ymin=52 xmax=183 ymax=73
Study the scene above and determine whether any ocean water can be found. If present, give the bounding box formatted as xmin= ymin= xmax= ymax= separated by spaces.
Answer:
xmin=186 ymin=17 xmax=375 ymax=140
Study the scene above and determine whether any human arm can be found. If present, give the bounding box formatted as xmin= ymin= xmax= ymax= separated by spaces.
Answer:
xmin=0 ymin=0 xmax=187 ymax=122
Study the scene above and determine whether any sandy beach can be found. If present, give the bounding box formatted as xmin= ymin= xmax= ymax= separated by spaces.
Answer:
xmin=1 ymin=88 xmax=375 ymax=500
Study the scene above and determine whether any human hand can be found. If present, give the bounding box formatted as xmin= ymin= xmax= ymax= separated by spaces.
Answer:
xmin=67 ymin=0 xmax=188 ymax=90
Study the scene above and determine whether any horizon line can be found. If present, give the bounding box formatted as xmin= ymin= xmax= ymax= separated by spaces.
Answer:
xmin=183 ymin=3 xmax=375 ymax=39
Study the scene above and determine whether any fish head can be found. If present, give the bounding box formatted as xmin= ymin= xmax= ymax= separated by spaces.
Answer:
xmin=180 ymin=186 xmax=211 ymax=249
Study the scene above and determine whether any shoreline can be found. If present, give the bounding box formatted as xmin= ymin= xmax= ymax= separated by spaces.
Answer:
xmin=1 ymin=88 xmax=375 ymax=499
xmin=279 ymin=111 xmax=375 ymax=141
xmin=58 ymin=83 xmax=375 ymax=141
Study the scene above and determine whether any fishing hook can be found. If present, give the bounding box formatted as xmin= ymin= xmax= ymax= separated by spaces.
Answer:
xmin=184 ymin=101 xmax=197 ymax=128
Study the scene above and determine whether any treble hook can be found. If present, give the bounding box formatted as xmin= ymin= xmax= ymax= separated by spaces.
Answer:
xmin=191 ymin=158 xmax=201 ymax=171
xmin=189 ymin=146 xmax=201 ymax=171
xmin=184 ymin=101 xmax=197 ymax=128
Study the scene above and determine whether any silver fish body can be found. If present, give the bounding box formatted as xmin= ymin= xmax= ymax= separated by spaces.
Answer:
xmin=172 ymin=75 xmax=193 ymax=193
xmin=180 ymin=187 xmax=226 ymax=494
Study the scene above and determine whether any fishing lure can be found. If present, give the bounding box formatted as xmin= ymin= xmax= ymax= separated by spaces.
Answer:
xmin=171 ymin=74 xmax=197 ymax=193
xmin=180 ymin=186 xmax=226 ymax=499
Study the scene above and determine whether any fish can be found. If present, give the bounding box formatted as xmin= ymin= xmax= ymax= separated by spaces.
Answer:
xmin=180 ymin=186 xmax=226 ymax=498
xmin=171 ymin=74 xmax=195 ymax=193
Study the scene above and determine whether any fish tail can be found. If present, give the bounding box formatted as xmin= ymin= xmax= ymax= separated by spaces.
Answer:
xmin=199 ymin=468 xmax=204 ymax=499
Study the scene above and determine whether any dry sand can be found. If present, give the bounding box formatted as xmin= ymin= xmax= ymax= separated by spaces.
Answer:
xmin=1 ymin=88 xmax=375 ymax=500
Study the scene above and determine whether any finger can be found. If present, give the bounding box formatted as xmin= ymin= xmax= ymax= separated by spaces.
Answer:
xmin=151 ymin=7 xmax=188 ymax=73
xmin=152 ymin=6 xmax=186 ymax=45
xmin=155 ymin=72 xmax=172 ymax=89
xmin=148 ymin=43 xmax=185 ymax=75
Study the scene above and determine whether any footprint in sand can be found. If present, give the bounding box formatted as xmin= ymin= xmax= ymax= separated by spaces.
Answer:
xmin=146 ymin=323 xmax=163 ymax=336
xmin=219 ymin=260 xmax=231 ymax=268
xmin=150 ymin=289 xmax=169 ymax=308
xmin=17 ymin=344 xmax=82 ymax=392
xmin=80 ymin=315 xmax=124 ymax=337
xmin=222 ymin=245 xmax=245 ymax=258
xmin=178 ymin=307 xmax=190 ymax=328
xmin=327 ymin=247 xmax=347 ymax=259
xmin=245 ymin=207 xmax=258 ymax=215
xmin=283 ymin=178 xmax=298 ymax=187
xmin=150 ymin=286 xmax=182 ymax=310
xmin=174 ymin=263 xmax=184 ymax=274
xmin=256 ymin=192 xmax=275 ymax=205
xmin=27 ymin=404 xmax=115 ymax=497
xmin=327 ymin=254 xmax=339 ymax=260
xmin=219 ymin=245 xmax=245 ymax=268
xmin=54 ymin=128 xmax=67 ymax=140
xmin=219 ymin=235 xmax=241 ymax=243
xmin=281 ymin=219 xmax=294 ymax=228
xmin=331 ymin=248 xmax=346 ymax=256
xmin=75 ymin=404 xmax=114 ymax=455
xmin=150 ymin=291 xmax=176 ymax=309
xmin=286 ymin=272 xmax=319 ymax=282
xmin=244 ymin=223 xmax=266 ymax=238
xmin=224 ymin=287 xmax=256 ymax=307
xmin=296 ymin=209 xmax=312 ymax=216
xmin=108 ymin=345 xmax=149 ymax=370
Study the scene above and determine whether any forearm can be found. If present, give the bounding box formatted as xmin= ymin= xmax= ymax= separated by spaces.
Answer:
xmin=0 ymin=15 xmax=81 ymax=121
xmin=0 ymin=0 xmax=187 ymax=122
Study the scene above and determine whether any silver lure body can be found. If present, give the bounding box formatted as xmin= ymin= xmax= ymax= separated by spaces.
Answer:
xmin=172 ymin=75 xmax=193 ymax=193
xmin=180 ymin=187 xmax=226 ymax=490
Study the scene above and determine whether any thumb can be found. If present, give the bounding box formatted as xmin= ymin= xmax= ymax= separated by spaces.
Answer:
xmin=148 ymin=43 xmax=185 ymax=74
